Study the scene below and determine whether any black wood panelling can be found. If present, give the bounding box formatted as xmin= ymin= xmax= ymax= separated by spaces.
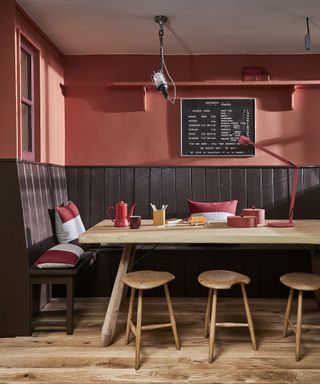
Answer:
xmin=66 ymin=166 xmax=320 ymax=226
xmin=0 ymin=161 xmax=30 ymax=336
xmin=65 ymin=166 xmax=319 ymax=298
xmin=18 ymin=162 xmax=68 ymax=263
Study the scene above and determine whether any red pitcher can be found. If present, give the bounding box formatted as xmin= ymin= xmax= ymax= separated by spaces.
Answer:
xmin=107 ymin=201 xmax=136 ymax=227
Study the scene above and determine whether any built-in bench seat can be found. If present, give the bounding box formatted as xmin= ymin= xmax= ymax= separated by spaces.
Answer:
xmin=17 ymin=162 xmax=97 ymax=332
xmin=30 ymin=253 xmax=95 ymax=334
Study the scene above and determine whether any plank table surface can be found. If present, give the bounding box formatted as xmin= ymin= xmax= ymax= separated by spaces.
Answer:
xmin=80 ymin=219 xmax=320 ymax=244
xmin=79 ymin=219 xmax=320 ymax=347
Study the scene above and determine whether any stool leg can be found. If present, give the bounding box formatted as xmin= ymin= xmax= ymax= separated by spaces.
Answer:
xmin=164 ymin=283 xmax=180 ymax=350
xmin=66 ymin=277 xmax=74 ymax=335
xmin=135 ymin=289 xmax=143 ymax=370
xmin=283 ymin=288 xmax=294 ymax=338
xmin=241 ymin=284 xmax=257 ymax=351
xmin=125 ymin=288 xmax=135 ymax=345
xmin=296 ymin=290 xmax=303 ymax=362
xmin=204 ymin=288 xmax=213 ymax=338
xmin=208 ymin=289 xmax=218 ymax=363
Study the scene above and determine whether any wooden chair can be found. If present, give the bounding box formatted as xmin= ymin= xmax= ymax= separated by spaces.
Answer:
xmin=280 ymin=272 xmax=320 ymax=361
xmin=198 ymin=270 xmax=257 ymax=363
xmin=30 ymin=253 xmax=95 ymax=335
xmin=123 ymin=270 xmax=180 ymax=370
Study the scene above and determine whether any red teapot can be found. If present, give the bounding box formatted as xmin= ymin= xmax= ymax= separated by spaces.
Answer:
xmin=107 ymin=201 xmax=136 ymax=227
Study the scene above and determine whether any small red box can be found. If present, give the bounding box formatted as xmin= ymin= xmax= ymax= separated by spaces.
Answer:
xmin=242 ymin=67 xmax=270 ymax=81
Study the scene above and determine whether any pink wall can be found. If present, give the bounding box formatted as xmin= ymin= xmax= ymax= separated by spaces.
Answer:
xmin=0 ymin=0 xmax=17 ymax=158
xmin=15 ymin=8 xmax=65 ymax=165
xmin=65 ymin=54 xmax=320 ymax=166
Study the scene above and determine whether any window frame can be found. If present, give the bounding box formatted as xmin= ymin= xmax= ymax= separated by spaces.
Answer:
xmin=19 ymin=37 xmax=39 ymax=161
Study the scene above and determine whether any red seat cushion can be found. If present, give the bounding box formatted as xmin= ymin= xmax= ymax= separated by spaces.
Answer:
xmin=34 ymin=244 xmax=84 ymax=269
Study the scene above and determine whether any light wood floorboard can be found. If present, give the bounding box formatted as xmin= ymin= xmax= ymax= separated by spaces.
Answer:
xmin=1 ymin=298 xmax=320 ymax=383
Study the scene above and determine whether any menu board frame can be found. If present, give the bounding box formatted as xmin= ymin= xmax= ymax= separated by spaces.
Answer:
xmin=180 ymin=98 xmax=256 ymax=157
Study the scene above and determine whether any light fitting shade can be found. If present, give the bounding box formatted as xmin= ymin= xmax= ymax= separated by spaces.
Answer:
xmin=305 ymin=17 xmax=312 ymax=51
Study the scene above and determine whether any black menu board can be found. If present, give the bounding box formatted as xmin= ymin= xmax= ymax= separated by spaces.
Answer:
xmin=181 ymin=98 xmax=255 ymax=156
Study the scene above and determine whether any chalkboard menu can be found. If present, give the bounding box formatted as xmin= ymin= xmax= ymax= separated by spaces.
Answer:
xmin=181 ymin=98 xmax=255 ymax=156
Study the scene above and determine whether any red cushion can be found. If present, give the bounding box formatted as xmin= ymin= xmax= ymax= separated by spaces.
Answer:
xmin=34 ymin=244 xmax=84 ymax=269
xmin=188 ymin=199 xmax=238 ymax=215
xmin=56 ymin=201 xmax=80 ymax=223
xmin=55 ymin=201 xmax=86 ymax=243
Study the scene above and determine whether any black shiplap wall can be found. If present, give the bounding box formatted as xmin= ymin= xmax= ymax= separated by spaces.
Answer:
xmin=0 ymin=161 xmax=30 ymax=336
xmin=66 ymin=166 xmax=319 ymax=298
xmin=17 ymin=161 xmax=68 ymax=263
xmin=66 ymin=166 xmax=320 ymax=226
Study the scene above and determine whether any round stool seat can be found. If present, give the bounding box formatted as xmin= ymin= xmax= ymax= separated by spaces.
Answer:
xmin=280 ymin=272 xmax=320 ymax=291
xmin=198 ymin=270 xmax=250 ymax=289
xmin=123 ymin=270 xmax=175 ymax=290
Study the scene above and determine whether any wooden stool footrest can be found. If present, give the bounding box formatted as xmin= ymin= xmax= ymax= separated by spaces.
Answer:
xmin=130 ymin=320 xmax=172 ymax=333
xmin=288 ymin=318 xmax=320 ymax=333
xmin=142 ymin=323 xmax=172 ymax=331
xmin=129 ymin=320 xmax=136 ymax=336
xmin=216 ymin=322 xmax=249 ymax=328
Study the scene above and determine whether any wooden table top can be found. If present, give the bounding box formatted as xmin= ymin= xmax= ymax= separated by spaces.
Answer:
xmin=80 ymin=219 xmax=320 ymax=245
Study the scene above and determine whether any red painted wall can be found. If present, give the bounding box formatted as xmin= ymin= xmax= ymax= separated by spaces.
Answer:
xmin=0 ymin=0 xmax=17 ymax=158
xmin=0 ymin=4 xmax=65 ymax=164
xmin=15 ymin=8 xmax=65 ymax=165
xmin=65 ymin=54 xmax=320 ymax=166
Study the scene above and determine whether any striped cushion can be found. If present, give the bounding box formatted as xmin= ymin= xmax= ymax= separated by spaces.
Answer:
xmin=55 ymin=201 xmax=85 ymax=243
xmin=34 ymin=244 xmax=84 ymax=269
xmin=188 ymin=199 xmax=238 ymax=222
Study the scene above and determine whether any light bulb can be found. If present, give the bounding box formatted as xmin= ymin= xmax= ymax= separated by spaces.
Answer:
xmin=152 ymin=71 xmax=168 ymax=99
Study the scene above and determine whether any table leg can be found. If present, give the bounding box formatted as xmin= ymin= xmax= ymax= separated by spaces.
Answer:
xmin=101 ymin=243 xmax=136 ymax=346
xmin=310 ymin=247 xmax=320 ymax=307
xmin=121 ymin=244 xmax=137 ymax=305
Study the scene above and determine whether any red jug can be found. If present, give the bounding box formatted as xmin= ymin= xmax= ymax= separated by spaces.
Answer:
xmin=107 ymin=201 xmax=136 ymax=227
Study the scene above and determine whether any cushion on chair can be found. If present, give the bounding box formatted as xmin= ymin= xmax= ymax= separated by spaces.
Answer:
xmin=55 ymin=201 xmax=85 ymax=243
xmin=33 ymin=243 xmax=84 ymax=269
xmin=188 ymin=199 xmax=238 ymax=221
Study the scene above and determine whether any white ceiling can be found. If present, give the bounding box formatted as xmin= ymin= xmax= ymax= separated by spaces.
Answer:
xmin=17 ymin=0 xmax=320 ymax=55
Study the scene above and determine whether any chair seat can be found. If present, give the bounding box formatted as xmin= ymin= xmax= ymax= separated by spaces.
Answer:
xmin=280 ymin=272 xmax=320 ymax=291
xmin=123 ymin=270 xmax=175 ymax=290
xmin=198 ymin=270 xmax=250 ymax=289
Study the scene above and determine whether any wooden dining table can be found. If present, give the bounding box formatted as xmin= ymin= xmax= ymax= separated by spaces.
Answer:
xmin=79 ymin=219 xmax=320 ymax=347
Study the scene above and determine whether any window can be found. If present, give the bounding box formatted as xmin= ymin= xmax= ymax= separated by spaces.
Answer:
xmin=20 ymin=39 xmax=38 ymax=161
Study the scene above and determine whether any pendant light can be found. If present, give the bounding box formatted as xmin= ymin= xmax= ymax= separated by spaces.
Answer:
xmin=151 ymin=15 xmax=176 ymax=103
xmin=304 ymin=17 xmax=311 ymax=51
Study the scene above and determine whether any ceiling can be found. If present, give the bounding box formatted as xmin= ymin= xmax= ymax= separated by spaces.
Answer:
xmin=17 ymin=0 xmax=320 ymax=55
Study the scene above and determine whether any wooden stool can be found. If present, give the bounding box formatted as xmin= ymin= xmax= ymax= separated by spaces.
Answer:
xmin=280 ymin=272 xmax=320 ymax=361
xmin=198 ymin=270 xmax=257 ymax=363
xmin=122 ymin=270 xmax=180 ymax=370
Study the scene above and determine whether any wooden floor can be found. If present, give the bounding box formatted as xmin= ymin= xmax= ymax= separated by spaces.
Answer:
xmin=1 ymin=297 xmax=320 ymax=383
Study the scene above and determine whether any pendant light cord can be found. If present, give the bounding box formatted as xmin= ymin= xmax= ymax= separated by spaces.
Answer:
xmin=158 ymin=19 xmax=176 ymax=104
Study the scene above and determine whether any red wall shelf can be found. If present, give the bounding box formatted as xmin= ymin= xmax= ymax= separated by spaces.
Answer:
xmin=105 ymin=80 xmax=320 ymax=111
xmin=106 ymin=80 xmax=320 ymax=87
